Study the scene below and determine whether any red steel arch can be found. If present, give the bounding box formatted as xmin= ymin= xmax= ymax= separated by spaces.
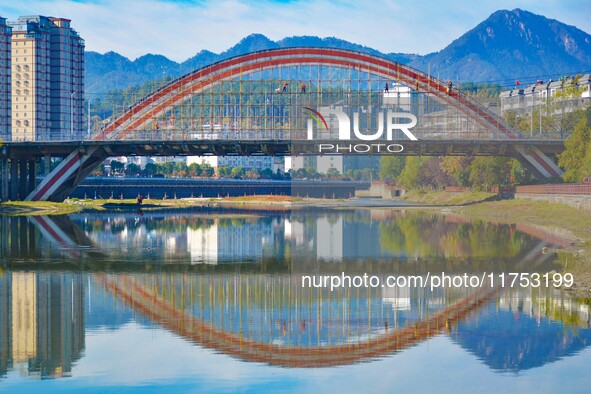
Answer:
xmin=97 ymin=273 xmax=498 ymax=368
xmin=97 ymin=47 xmax=517 ymax=141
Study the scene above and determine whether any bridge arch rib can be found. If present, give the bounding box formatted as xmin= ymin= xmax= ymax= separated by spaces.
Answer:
xmin=99 ymin=47 xmax=517 ymax=140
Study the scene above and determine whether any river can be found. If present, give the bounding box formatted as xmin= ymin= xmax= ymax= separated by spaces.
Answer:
xmin=0 ymin=208 xmax=589 ymax=392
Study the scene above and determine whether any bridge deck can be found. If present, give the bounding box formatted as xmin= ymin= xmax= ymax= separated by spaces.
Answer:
xmin=2 ymin=139 xmax=564 ymax=159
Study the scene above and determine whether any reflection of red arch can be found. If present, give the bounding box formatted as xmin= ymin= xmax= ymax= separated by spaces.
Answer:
xmin=97 ymin=273 xmax=498 ymax=368
xmin=97 ymin=47 xmax=516 ymax=141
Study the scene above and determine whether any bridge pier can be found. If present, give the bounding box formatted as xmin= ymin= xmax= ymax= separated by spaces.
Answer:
xmin=28 ymin=160 xmax=36 ymax=196
xmin=0 ymin=158 xmax=39 ymax=201
xmin=18 ymin=160 xmax=27 ymax=199
xmin=0 ymin=156 xmax=8 ymax=202
xmin=9 ymin=159 xmax=17 ymax=200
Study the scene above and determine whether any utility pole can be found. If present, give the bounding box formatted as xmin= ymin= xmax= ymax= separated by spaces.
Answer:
xmin=88 ymin=98 xmax=91 ymax=138
xmin=530 ymin=93 xmax=533 ymax=139
xmin=71 ymin=91 xmax=76 ymax=140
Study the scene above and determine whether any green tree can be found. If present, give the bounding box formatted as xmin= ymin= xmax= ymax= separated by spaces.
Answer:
xmin=144 ymin=162 xmax=157 ymax=176
xmin=259 ymin=168 xmax=274 ymax=179
xmin=217 ymin=166 xmax=231 ymax=178
xmin=174 ymin=161 xmax=188 ymax=175
xmin=326 ymin=167 xmax=340 ymax=179
xmin=509 ymin=159 xmax=533 ymax=185
xmin=305 ymin=166 xmax=318 ymax=179
xmin=126 ymin=163 xmax=141 ymax=175
xmin=200 ymin=163 xmax=214 ymax=177
xmin=398 ymin=157 xmax=426 ymax=189
xmin=231 ymin=166 xmax=245 ymax=178
xmin=379 ymin=156 xmax=405 ymax=180
xmin=245 ymin=168 xmax=260 ymax=179
xmin=188 ymin=162 xmax=201 ymax=178
xmin=467 ymin=157 xmax=511 ymax=189
xmin=559 ymin=114 xmax=591 ymax=182
xmin=110 ymin=160 xmax=124 ymax=175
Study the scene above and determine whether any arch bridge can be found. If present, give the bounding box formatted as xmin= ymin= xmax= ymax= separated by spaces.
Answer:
xmin=0 ymin=47 xmax=563 ymax=201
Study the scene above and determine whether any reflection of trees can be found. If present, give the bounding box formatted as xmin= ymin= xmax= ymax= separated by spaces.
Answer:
xmin=379 ymin=213 xmax=531 ymax=259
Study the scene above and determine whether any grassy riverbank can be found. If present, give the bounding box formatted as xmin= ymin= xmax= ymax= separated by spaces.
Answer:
xmin=401 ymin=190 xmax=496 ymax=205
xmin=0 ymin=195 xmax=305 ymax=215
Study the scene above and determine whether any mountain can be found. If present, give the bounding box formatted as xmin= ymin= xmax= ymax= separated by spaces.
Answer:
xmin=85 ymin=9 xmax=591 ymax=95
xmin=409 ymin=9 xmax=591 ymax=83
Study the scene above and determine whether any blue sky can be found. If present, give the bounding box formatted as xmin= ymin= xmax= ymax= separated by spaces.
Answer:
xmin=0 ymin=0 xmax=589 ymax=61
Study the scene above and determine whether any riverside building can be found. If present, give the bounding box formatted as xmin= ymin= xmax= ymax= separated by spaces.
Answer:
xmin=8 ymin=15 xmax=84 ymax=141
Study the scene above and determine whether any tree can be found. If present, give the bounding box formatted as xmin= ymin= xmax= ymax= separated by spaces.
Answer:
xmin=245 ymin=168 xmax=260 ymax=179
xmin=188 ymin=162 xmax=201 ymax=178
xmin=110 ymin=160 xmax=124 ymax=175
xmin=217 ymin=166 xmax=231 ymax=178
xmin=467 ymin=157 xmax=512 ymax=189
xmin=509 ymin=159 xmax=534 ymax=185
xmin=379 ymin=156 xmax=405 ymax=180
xmin=174 ymin=161 xmax=188 ymax=176
xmin=559 ymin=113 xmax=591 ymax=182
xmin=144 ymin=162 xmax=157 ymax=177
xmin=398 ymin=157 xmax=426 ymax=189
xmin=440 ymin=156 xmax=472 ymax=187
xmin=326 ymin=167 xmax=340 ymax=179
xmin=420 ymin=157 xmax=452 ymax=189
xmin=200 ymin=163 xmax=214 ymax=177
xmin=305 ymin=166 xmax=318 ymax=179
xmin=126 ymin=163 xmax=141 ymax=176
xmin=259 ymin=168 xmax=273 ymax=179
xmin=231 ymin=166 xmax=245 ymax=178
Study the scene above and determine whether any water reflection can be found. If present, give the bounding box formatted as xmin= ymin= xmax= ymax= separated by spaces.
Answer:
xmin=0 ymin=211 xmax=563 ymax=272
xmin=0 ymin=210 xmax=589 ymax=387
xmin=453 ymin=287 xmax=591 ymax=372
xmin=0 ymin=272 xmax=84 ymax=379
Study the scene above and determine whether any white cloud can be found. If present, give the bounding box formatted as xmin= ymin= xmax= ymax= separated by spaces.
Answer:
xmin=0 ymin=0 xmax=589 ymax=61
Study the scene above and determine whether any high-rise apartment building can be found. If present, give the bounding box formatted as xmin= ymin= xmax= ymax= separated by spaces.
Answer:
xmin=0 ymin=18 xmax=10 ymax=141
xmin=8 ymin=15 xmax=84 ymax=141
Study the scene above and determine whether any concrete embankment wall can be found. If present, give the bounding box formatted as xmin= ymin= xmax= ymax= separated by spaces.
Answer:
xmin=514 ymin=194 xmax=591 ymax=210
xmin=70 ymin=177 xmax=369 ymax=199
xmin=513 ymin=184 xmax=591 ymax=210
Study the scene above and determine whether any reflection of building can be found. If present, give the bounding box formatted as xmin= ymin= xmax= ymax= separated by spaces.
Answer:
xmin=284 ymin=218 xmax=305 ymax=246
xmin=1 ymin=272 xmax=85 ymax=379
xmin=187 ymin=226 xmax=218 ymax=264
xmin=217 ymin=219 xmax=274 ymax=262
xmin=316 ymin=216 xmax=342 ymax=261
xmin=186 ymin=218 xmax=275 ymax=264
xmin=382 ymin=283 xmax=411 ymax=311
xmin=11 ymin=273 xmax=37 ymax=368
xmin=0 ymin=272 xmax=11 ymax=377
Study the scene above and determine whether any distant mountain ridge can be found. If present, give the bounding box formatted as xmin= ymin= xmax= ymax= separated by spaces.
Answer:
xmin=85 ymin=9 xmax=591 ymax=95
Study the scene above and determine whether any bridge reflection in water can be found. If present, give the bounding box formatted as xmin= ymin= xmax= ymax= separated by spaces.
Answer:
xmin=96 ymin=272 xmax=496 ymax=367
xmin=0 ymin=211 xmax=590 ymax=379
